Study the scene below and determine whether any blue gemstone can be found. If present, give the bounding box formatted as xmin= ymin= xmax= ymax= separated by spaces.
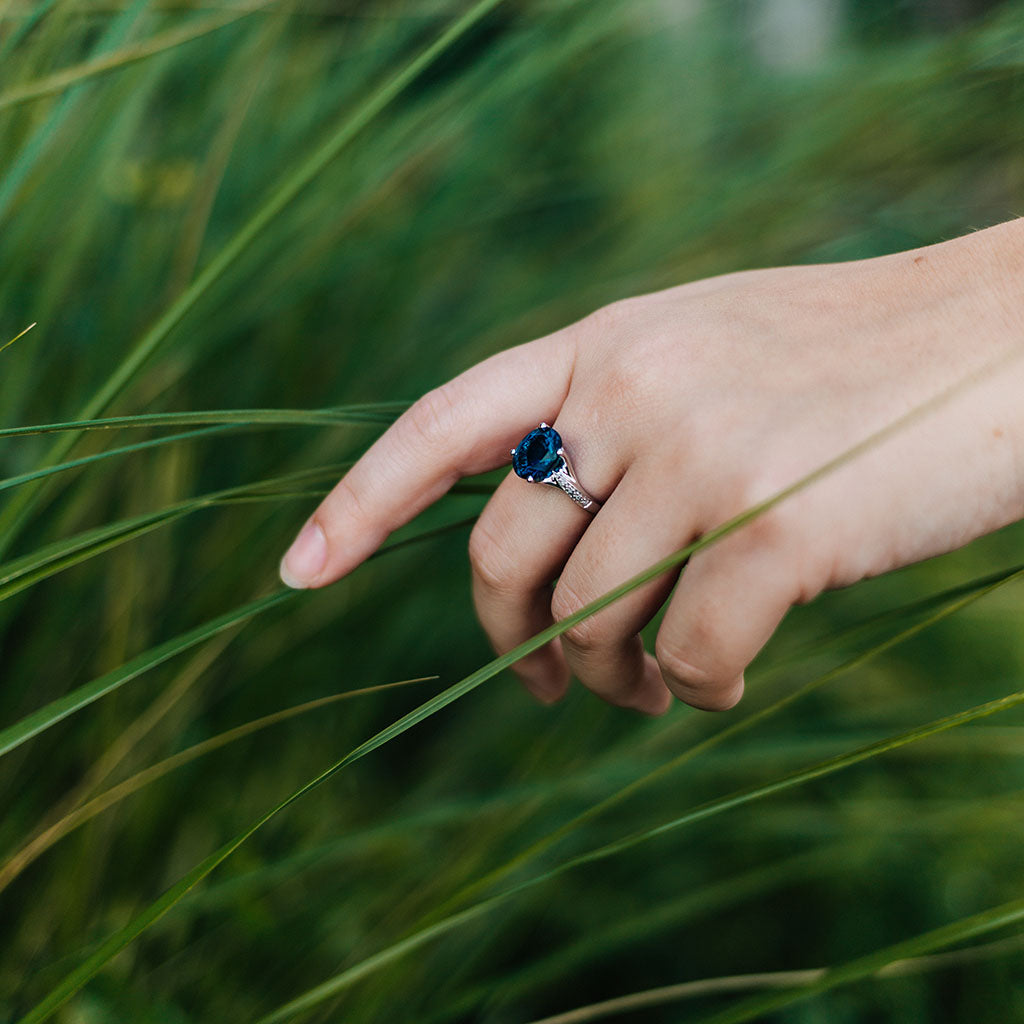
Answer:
xmin=512 ymin=425 xmax=564 ymax=481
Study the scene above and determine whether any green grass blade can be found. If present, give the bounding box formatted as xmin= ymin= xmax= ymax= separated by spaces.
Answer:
xmin=0 ymin=321 xmax=35 ymax=356
xmin=560 ymin=690 xmax=1024 ymax=872
xmin=0 ymin=0 xmax=505 ymax=556
xmin=0 ymin=463 xmax=348 ymax=601
xmin=0 ymin=425 xmax=230 ymax=494
xmin=692 ymin=902 xmax=1024 ymax=1024
xmin=0 ymin=590 xmax=296 ymax=759
xmin=523 ymin=934 xmax=1024 ymax=1024
xmin=0 ymin=403 xmax=406 ymax=438
xmin=0 ymin=4 xmax=271 ymax=114
xmin=0 ymin=505 xmax=191 ymax=601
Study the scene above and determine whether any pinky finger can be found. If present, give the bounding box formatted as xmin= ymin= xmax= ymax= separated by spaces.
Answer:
xmin=654 ymin=537 xmax=795 ymax=711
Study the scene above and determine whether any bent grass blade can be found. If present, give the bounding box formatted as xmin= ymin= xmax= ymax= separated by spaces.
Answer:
xmin=524 ymin=933 xmax=1024 ymax=1024
xmin=0 ymin=398 xmax=402 ymax=496
xmin=689 ymin=901 xmax=1024 ymax=1024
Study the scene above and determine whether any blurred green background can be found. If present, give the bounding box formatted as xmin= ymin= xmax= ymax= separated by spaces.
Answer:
xmin=2 ymin=1 xmax=1024 ymax=1021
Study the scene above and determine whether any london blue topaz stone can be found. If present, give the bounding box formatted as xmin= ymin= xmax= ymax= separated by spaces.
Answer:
xmin=512 ymin=425 xmax=564 ymax=481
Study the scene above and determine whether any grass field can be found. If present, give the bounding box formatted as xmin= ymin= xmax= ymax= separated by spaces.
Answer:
xmin=1 ymin=1 xmax=1024 ymax=1021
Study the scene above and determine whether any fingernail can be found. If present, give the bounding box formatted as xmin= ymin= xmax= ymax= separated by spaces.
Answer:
xmin=280 ymin=519 xmax=327 ymax=589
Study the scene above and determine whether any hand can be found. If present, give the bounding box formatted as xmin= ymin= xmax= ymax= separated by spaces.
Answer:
xmin=280 ymin=219 xmax=1024 ymax=715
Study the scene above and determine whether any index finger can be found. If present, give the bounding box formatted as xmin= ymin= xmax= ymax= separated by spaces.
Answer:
xmin=279 ymin=330 xmax=576 ymax=589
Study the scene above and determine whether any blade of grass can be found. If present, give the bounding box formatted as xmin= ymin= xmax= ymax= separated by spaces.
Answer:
xmin=0 ymin=322 xmax=35 ymax=356
xmin=0 ymin=0 xmax=506 ymax=557
xmin=0 ymin=675 xmax=436 ymax=895
xmin=0 ymin=3 xmax=274 ymax=114
xmin=0 ymin=401 xmax=396 ymax=498
xmin=0 ymin=464 xmax=353 ymax=601
xmin=525 ymin=933 xmax=1024 ymax=1024
xmin=250 ymin=688 xmax=1024 ymax=1024
xmin=0 ymin=403 xmax=406 ymax=437
xmin=560 ymin=690 xmax=1024 ymax=873
xmin=0 ymin=425 xmax=231 ymax=495
xmin=691 ymin=902 xmax=1024 ymax=1024
xmin=763 ymin=559 xmax=1024 ymax=675
xmin=447 ymin=848 xmax=848 ymax=1024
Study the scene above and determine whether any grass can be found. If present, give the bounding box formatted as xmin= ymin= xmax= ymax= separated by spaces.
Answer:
xmin=2 ymin=1 xmax=1024 ymax=1021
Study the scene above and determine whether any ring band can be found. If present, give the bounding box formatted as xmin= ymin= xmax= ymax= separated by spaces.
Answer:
xmin=510 ymin=423 xmax=601 ymax=513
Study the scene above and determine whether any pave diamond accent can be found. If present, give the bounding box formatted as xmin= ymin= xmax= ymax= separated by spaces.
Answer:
xmin=550 ymin=468 xmax=591 ymax=509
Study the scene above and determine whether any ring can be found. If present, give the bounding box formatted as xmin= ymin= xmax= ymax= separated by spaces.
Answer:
xmin=510 ymin=424 xmax=601 ymax=513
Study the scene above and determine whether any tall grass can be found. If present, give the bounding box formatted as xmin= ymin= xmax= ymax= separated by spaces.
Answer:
xmin=2 ymin=1 xmax=1023 ymax=1021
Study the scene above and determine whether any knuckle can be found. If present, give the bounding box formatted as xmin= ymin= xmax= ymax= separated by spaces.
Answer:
xmin=331 ymin=474 xmax=373 ymax=531
xmin=656 ymin=635 xmax=714 ymax=689
xmin=579 ymin=297 xmax=636 ymax=337
xmin=405 ymin=383 xmax=460 ymax=448
xmin=599 ymin=350 xmax=656 ymax=411
xmin=739 ymin=504 xmax=792 ymax=553
xmin=468 ymin=519 xmax=521 ymax=596
xmin=654 ymin=634 xmax=704 ymax=687
xmin=551 ymin=583 xmax=602 ymax=651
xmin=722 ymin=470 xmax=801 ymax=552
xmin=655 ymin=634 xmax=742 ymax=712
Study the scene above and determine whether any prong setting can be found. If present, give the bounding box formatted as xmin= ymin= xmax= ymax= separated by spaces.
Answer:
xmin=509 ymin=423 xmax=600 ymax=512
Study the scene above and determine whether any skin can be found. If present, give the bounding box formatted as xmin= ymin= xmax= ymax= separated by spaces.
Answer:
xmin=280 ymin=218 xmax=1024 ymax=716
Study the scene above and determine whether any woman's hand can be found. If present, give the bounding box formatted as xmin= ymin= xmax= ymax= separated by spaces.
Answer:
xmin=280 ymin=220 xmax=1024 ymax=715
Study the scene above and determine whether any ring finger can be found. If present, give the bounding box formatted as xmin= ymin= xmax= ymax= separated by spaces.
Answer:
xmin=469 ymin=421 xmax=625 ymax=703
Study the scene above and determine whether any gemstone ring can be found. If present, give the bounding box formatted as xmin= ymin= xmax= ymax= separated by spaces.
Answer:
xmin=510 ymin=424 xmax=601 ymax=513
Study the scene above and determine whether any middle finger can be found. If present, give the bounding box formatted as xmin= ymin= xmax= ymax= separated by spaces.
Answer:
xmin=551 ymin=462 xmax=699 ymax=714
